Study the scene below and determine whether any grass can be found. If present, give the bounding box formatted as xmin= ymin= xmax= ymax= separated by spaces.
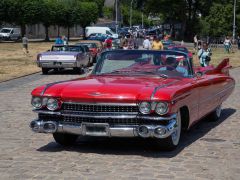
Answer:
xmin=0 ymin=42 xmax=54 ymax=82
xmin=0 ymin=42 xmax=240 ymax=82
xmin=191 ymin=47 xmax=240 ymax=67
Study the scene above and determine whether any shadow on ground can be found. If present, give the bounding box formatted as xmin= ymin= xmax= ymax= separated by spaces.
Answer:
xmin=37 ymin=108 xmax=236 ymax=158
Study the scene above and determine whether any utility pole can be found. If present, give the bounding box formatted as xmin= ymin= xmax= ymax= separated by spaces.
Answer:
xmin=130 ymin=0 xmax=134 ymax=27
xmin=115 ymin=0 xmax=118 ymax=34
xmin=233 ymin=0 xmax=236 ymax=43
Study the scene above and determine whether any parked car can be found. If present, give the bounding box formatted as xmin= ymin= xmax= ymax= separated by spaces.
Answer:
xmin=85 ymin=26 xmax=118 ymax=39
xmin=30 ymin=50 xmax=235 ymax=150
xmin=167 ymin=45 xmax=193 ymax=58
xmin=76 ymin=41 xmax=102 ymax=63
xmin=0 ymin=27 xmax=21 ymax=41
xmin=36 ymin=45 xmax=90 ymax=74
xmin=87 ymin=33 xmax=110 ymax=42
xmin=162 ymin=40 xmax=175 ymax=50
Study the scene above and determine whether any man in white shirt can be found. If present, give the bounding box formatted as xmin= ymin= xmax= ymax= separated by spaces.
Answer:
xmin=143 ymin=36 xmax=151 ymax=50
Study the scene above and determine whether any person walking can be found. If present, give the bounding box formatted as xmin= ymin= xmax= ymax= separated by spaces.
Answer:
xmin=55 ymin=36 xmax=63 ymax=45
xmin=142 ymin=36 xmax=151 ymax=50
xmin=194 ymin=35 xmax=198 ymax=50
xmin=127 ymin=35 xmax=135 ymax=50
xmin=22 ymin=34 xmax=29 ymax=55
xmin=152 ymin=37 xmax=164 ymax=50
xmin=198 ymin=42 xmax=212 ymax=67
xmin=224 ymin=36 xmax=231 ymax=53
xmin=119 ymin=35 xmax=127 ymax=49
xmin=62 ymin=35 xmax=68 ymax=45
xmin=104 ymin=37 xmax=112 ymax=51
xmin=237 ymin=36 xmax=240 ymax=50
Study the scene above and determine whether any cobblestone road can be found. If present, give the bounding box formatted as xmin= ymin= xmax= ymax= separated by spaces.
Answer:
xmin=0 ymin=69 xmax=239 ymax=180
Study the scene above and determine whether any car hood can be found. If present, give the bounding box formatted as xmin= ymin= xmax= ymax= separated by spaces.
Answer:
xmin=32 ymin=75 xmax=182 ymax=103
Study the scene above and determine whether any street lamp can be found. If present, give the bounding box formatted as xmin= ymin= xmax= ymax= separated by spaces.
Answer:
xmin=130 ymin=0 xmax=134 ymax=27
xmin=233 ymin=0 xmax=236 ymax=43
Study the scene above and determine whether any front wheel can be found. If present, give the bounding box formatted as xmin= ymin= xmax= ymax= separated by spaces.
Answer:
xmin=207 ymin=104 xmax=222 ymax=121
xmin=53 ymin=133 xmax=78 ymax=146
xmin=155 ymin=111 xmax=182 ymax=150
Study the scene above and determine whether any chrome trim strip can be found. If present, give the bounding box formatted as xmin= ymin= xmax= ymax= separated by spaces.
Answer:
xmin=33 ymin=109 xmax=176 ymax=121
xmin=30 ymin=120 xmax=177 ymax=138
xmin=150 ymin=80 xmax=179 ymax=100
xmin=62 ymin=113 xmax=137 ymax=119
xmin=40 ymin=80 xmax=72 ymax=96
xmin=32 ymin=110 xmax=61 ymax=115
xmin=63 ymin=110 xmax=138 ymax=115
xmin=63 ymin=102 xmax=137 ymax=106
xmin=199 ymin=84 xmax=235 ymax=105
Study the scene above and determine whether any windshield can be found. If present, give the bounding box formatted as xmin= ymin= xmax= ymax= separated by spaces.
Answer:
xmin=51 ymin=45 xmax=82 ymax=52
xmin=77 ymin=43 xmax=96 ymax=48
xmin=169 ymin=47 xmax=188 ymax=53
xmin=93 ymin=50 xmax=192 ymax=77
xmin=0 ymin=29 xmax=11 ymax=33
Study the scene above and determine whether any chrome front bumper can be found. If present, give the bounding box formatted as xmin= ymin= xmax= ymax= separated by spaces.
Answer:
xmin=30 ymin=115 xmax=177 ymax=139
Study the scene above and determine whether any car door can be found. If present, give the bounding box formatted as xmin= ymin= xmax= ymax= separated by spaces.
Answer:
xmin=193 ymin=74 xmax=213 ymax=119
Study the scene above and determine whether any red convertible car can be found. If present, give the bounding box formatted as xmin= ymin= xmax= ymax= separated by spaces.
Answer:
xmin=30 ymin=50 xmax=235 ymax=150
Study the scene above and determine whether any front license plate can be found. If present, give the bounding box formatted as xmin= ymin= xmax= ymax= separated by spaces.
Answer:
xmin=82 ymin=123 xmax=109 ymax=136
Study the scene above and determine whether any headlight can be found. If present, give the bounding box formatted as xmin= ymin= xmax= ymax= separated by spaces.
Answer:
xmin=31 ymin=97 xmax=42 ymax=109
xmin=46 ymin=98 xmax=59 ymax=111
xmin=139 ymin=102 xmax=151 ymax=114
xmin=155 ymin=102 xmax=168 ymax=115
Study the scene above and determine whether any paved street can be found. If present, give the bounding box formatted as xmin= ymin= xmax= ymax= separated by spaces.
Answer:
xmin=0 ymin=68 xmax=239 ymax=180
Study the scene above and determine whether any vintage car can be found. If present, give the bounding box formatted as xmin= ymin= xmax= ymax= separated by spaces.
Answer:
xmin=30 ymin=50 xmax=235 ymax=150
xmin=76 ymin=41 xmax=102 ymax=63
xmin=37 ymin=45 xmax=91 ymax=74
xmin=167 ymin=45 xmax=193 ymax=58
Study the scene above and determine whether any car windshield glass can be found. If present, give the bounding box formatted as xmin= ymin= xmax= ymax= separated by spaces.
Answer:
xmin=0 ymin=29 xmax=11 ymax=33
xmin=173 ymin=47 xmax=188 ymax=53
xmin=77 ymin=43 xmax=96 ymax=48
xmin=65 ymin=46 xmax=82 ymax=52
xmin=51 ymin=46 xmax=82 ymax=52
xmin=93 ymin=50 xmax=191 ymax=77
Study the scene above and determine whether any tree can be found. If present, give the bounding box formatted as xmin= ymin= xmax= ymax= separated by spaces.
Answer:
xmin=74 ymin=2 xmax=98 ymax=38
xmin=42 ymin=0 xmax=60 ymax=41
xmin=0 ymin=0 xmax=11 ymax=25
xmin=204 ymin=3 xmax=233 ymax=37
xmin=6 ymin=0 xmax=45 ymax=36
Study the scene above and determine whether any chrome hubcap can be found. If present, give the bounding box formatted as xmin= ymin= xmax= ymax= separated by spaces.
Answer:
xmin=171 ymin=111 xmax=181 ymax=145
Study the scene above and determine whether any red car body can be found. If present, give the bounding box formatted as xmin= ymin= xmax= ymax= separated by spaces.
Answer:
xmin=30 ymin=50 xmax=235 ymax=150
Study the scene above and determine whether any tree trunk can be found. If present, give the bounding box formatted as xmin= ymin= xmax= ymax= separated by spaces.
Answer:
xmin=20 ymin=24 xmax=26 ymax=37
xmin=67 ymin=26 xmax=70 ymax=41
xmin=57 ymin=26 xmax=60 ymax=37
xmin=83 ymin=27 xmax=86 ymax=39
xmin=44 ymin=25 xmax=50 ymax=41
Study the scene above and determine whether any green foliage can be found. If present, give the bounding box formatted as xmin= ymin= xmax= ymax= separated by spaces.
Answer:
xmin=204 ymin=3 xmax=233 ymax=36
xmin=121 ymin=5 xmax=150 ymax=26
xmin=103 ymin=6 xmax=113 ymax=19
xmin=74 ymin=1 xmax=98 ymax=28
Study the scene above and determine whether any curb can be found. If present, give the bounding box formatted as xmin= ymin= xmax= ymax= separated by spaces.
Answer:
xmin=0 ymin=71 xmax=41 ymax=84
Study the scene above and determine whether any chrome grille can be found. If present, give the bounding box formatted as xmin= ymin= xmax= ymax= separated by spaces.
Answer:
xmin=62 ymin=116 xmax=166 ymax=126
xmin=63 ymin=116 xmax=139 ymax=125
xmin=63 ymin=103 xmax=138 ymax=113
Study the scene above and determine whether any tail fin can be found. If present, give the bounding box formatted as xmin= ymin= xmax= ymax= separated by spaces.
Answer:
xmin=214 ymin=58 xmax=231 ymax=75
